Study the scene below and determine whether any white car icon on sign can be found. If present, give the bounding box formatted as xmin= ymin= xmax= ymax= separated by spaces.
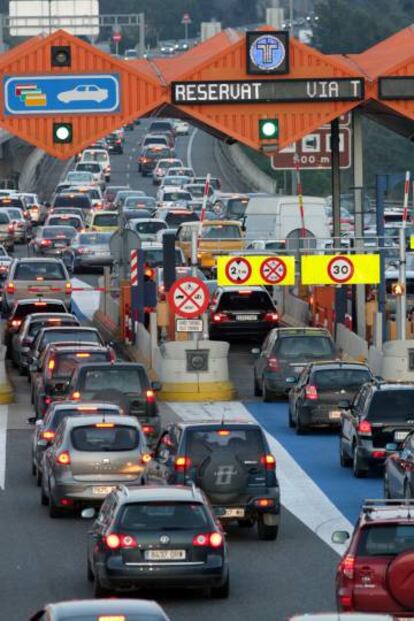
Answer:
xmin=57 ymin=84 xmax=108 ymax=104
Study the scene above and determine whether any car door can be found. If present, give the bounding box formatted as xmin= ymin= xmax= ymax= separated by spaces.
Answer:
xmin=256 ymin=330 xmax=276 ymax=380
xmin=291 ymin=366 xmax=310 ymax=423
xmin=342 ymin=386 xmax=369 ymax=453
xmin=88 ymin=493 xmax=116 ymax=565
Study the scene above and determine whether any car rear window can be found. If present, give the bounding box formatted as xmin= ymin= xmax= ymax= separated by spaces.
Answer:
xmin=186 ymin=429 xmax=265 ymax=465
xmin=227 ymin=198 xmax=249 ymax=218
xmin=71 ymin=425 xmax=139 ymax=451
xmin=41 ymin=330 xmax=100 ymax=349
xmin=43 ymin=226 xmax=77 ymax=239
xmin=217 ymin=291 xmax=274 ymax=312
xmin=0 ymin=212 xmax=10 ymax=224
xmin=165 ymin=212 xmax=199 ymax=226
xmin=143 ymin=248 xmax=183 ymax=266
xmin=53 ymin=351 xmax=108 ymax=376
xmin=13 ymin=302 xmax=66 ymax=319
xmin=201 ymin=225 xmax=241 ymax=239
xmin=367 ymin=390 xmax=414 ymax=421
xmin=146 ymin=148 xmax=172 ymax=159
xmin=313 ymin=369 xmax=371 ymax=390
xmin=14 ymin=261 xmax=66 ymax=280
xmin=358 ymin=525 xmax=414 ymax=556
xmin=81 ymin=368 xmax=144 ymax=393
xmin=93 ymin=214 xmax=117 ymax=227
xmin=144 ymin=137 xmax=168 ymax=146
xmin=77 ymin=162 xmax=101 ymax=173
xmin=275 ymin=336 xmax=335 ymax=359
xmin=78 ymin=233 xmax=111 ymax=244
xmin=163 ymin=192 xmax=192 ymax=202
xmin=149 ymin=122 xmax=173 ymax=132
xmin=29 ymin=318 xmax=77 ymax=337
xmin=48 ymin=216 xmax=81 ymax=228
xmin=49 ymin=407 xmax=117 ymax=429
xmin=119 ymin=502 xmax=209 ymax=531
xmin=53 ymin=195 xmax=92 ymax=209
xmin=135 ymin=221 xmax=166 ymax=235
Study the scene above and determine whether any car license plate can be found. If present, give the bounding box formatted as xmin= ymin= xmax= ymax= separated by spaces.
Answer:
xmin=222 ymin=507 xmax=245 ymax=518
xmin=92 ymin=486 xmax=115 ymax=495
xmin=236 ymin=315 xmax=257 ymax=321
xmin=54 ymin=242 xmax=65 ymax=247
xmin=329 ymin=410 xmax=342 ymax=420
xmin=395 ymin=431 xmax=409 ymax=442
xmin=145 ymin=549 xmax=186 ymax=561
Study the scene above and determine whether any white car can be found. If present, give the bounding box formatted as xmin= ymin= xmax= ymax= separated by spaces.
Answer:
xmin=57 ymin=85 xmax=108 ymax=104
xmin=156 ymin=189 xmax=193 ymax=209
xmin=174 ymin=120 xmax=190 ymax=135
xmin=80 ymin=149 xmax=111 ymax=182
xmin=152 ymin=158 xmax=184 ymax=185
xmin=127 ymin=218 xmax=168 ymax=242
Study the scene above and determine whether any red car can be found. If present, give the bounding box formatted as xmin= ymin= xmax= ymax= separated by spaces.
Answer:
xmin=334 ymin=499 xmax=414 ymax=616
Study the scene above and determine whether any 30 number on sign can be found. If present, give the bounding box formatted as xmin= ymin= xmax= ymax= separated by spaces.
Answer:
xmin=327 ymin=256 xmax=354 ymax=284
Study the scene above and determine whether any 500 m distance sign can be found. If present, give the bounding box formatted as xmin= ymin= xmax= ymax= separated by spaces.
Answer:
xmin=168 ymin=276 xmax=210 ymax=319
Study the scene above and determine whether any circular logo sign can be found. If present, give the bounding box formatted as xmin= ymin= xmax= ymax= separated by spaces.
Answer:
xmin=225 ymin=257 xmax=252 ymax=285
xmin=250 ymin=34 xmax=286 ymax=72
xmin=327 ymin=255 xmax=354 ymax=284
xmin=260 ymin=257 xmax=287 ymax=285
xmin=168 ymin=276 xmax=210 ymax=319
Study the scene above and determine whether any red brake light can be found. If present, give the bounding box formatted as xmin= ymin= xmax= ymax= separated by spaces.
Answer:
xmin=6 ymin=282 xmax=15 ymax=294
xmin=340 ymin=554 xmax=355 ymax=579
xmin=261 ymin=454 xmax=276 ymax=470
xmin=48 ymin=359 xmax=55 ymax=372
xmin=142 ymin=424 xmax=155 ymax=434
xmin=105 ymin=533 xmax=137 ymax=549
xmin=7 ymin=224 xmax=14 ymax=233
xmin=56 ymin=451 xmax=70 ymax=465
xmin=65 ymin=282 xmax=72 ymax=293
xmin=192 ymin=532 xmax=223 ymax=548
xmin=10 ymin=319 xmax=21 ymax=328
xmin=212 ymin=312 xmax=228 ymax=323
xmin=372 ymin=450 xmax=385 ymax=458
xmin=145 ymin=389 xmax=155 ymax=403
xmin=357 ymin=420 xmax=372 ymax=435
xmin=174 ymin=456 xmax=192 ymax=472
xmin=40 ymin=239 xmax=52 ymax=246
xmin=144 ymin=266 xmax=155 ymax=279
xmin=254 ymin=498 xmax=275 ymax=508
xmin=264 ymin=312 xmax=279 ymax=322
xmin=40 ymin=430 xmax=55 ymax=441
xmin=71 ymin=391 xmax=81 ymax=401
xmin=267 ymin=356 xmax=280 ymax=371
xmin=305 ymin=384 xmax=318 ymax=400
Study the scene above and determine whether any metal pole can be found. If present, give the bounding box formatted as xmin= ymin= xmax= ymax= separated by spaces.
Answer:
xmin=190 ymin=228 xmax=199 ymax=342
xmin=331 ymin=118 xmax=346 ymax=328
xmin=399 ymin=224 xmax=407 ymax=340
xmin=185 ymin=22 xmax=188 ymax=40
xmin=138 ymin=13 xmax=145 ymax=58
xmin=289 ymin=0 xmax=293 ymax=30
xmin=115 ymin=40 xmax=119 ymax=56
xmin=375 ymin=174 xmax=387 ymax=343
xmin=352 ymin=108 xmax=366 ymax=338
xmin=48 ymin=0 xmax=52 ymax=34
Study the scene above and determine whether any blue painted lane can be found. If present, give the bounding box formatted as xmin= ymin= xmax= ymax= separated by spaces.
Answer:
xmin=245 ymin=401 xmax=382 ymax=523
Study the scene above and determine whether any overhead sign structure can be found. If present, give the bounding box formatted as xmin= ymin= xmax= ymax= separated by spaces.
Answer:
xmin=217 ymin=255 xmax=295 ymax=287
xmin=168 ymin=276 xmax=210 ymax=319
xmin=4 ymin=74 xmax=121 ymax=115
xmin=9 ymin=0 xmax=99 ymax=36
xmin=246 ymin=31 xmax=289 ymax=75
xmin=301 ymin=254 xmax=380 ymax=285
xmin=172 ymin=77 xmax=364 ymax=105
xmin=379 ymin=77 xmax=414 ymax=100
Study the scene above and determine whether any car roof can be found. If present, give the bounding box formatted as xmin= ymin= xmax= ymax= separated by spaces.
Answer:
xmin=276 ymin=327 xmax=331 ymax=337
xmin=117 ymin=484 xmax=205 ymax=503
xmin=308 ymin=361 xmax=370 ymax=371
xmin=371 ymin=382 xmax=414 ymax=391
xmin=359 ymin=500 xmax=414 ymax=527
xmin=12 ymin=257 xmax=64 ymax=264
xmin=26 ymin=312 xmax=75 ymax=322
xmin=219 ymin=285 xmax=267 ymax=292
xmin=13 ymin=298 xmax=66 ymax=307
xmin=63 ymin=414 xmax=139 ymax=428
xmin=76 ymin=361 xmax=144 ymax=371
xmin=48 ymin=344 xmax=108 ymax=354
xmin=176 ymin=420 xmax=259 ymax=431
xmin=184 ymin=220 xmax=240 ymax=227
xmin=47 ymin=598 xmax=166 ymax=616
xmin=49 ymin=401 xmax=122 ymax=413
xmin=40 ymin=326 xmax=97 ymax=333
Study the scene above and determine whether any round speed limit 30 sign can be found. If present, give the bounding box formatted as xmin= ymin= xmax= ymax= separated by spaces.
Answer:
xmin=327 ymin=255 xmax=355 ymax=284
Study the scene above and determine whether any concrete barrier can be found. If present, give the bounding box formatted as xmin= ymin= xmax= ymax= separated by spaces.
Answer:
xmin=282 ymin=289 xmax=310 ymax=327
xmin=380 ymin=340 xmax=414 ymax=381
xmin=368 ymin=345 xmax=383 ymax=377
xmin=218 ymin=141 xmax=277 ymax=194
xmin=336 ymin=324 xmax=368 ymax=362
xmin=0 ymin=345 xmax=14 ymax=404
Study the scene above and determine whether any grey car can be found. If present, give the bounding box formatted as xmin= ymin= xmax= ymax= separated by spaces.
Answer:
xmin=41 ymin=414 xmax=150 ymax=517
xmin=31 ymin=401 xmax=123 ymax=486
xmin=70 ymin=231 xmax=113 ymax=272
xmin=253 ymin=327 xmax=338 ymax=401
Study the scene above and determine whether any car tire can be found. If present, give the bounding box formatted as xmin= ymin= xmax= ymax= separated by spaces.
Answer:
xmin=353 ymin=447 xmax=368 ymax=478
xmin=288 ymin=405 xmax=295 ymax=428
xmin=340 ymin=437 xmax=352 ymax=467
xmin=296 ymin=412 xmax=308 ymax=435
xmin=94 ymin=574 xmax=111 ymax=598
xmin=87 ymin=558 xmax=94 ymax=582
xmin=40 ymin=480 xmax=49 ymax=506
xmin=31 ymin=460 xmax=36 ymax=476
xmin=254 ymin=373 xmax=262 ymax=397
xmin=257 ymin=514 xmax=279 ymax=541
xmin=263 ymin=382 xmax=274 ymax=403
xmin=48 ymin=494 xmax=62 ymax=518
xmin=36 ymin=467 xmax=42 ymax=487
xmin=210 ymin=573 xmax=229 ymax=599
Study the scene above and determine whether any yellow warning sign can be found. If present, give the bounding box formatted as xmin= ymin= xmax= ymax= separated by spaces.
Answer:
xmin=301 ymin=254 xmax=380 ymax=285
xmin=217 ymin=255 xmax=295 ymax=287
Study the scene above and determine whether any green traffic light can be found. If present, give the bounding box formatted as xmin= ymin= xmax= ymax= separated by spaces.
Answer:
xmin=53 ymin=122 xmax=73 ymax=144
xmin=259 ymin=119 xmax=279 ymax=140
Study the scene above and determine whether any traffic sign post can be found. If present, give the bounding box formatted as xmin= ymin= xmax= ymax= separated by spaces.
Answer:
xmin=112 ymin=31 xmax=122 ymax=56
xmin=168 ymin=276 xmax=210 ymax=319
xmin=182 ymin=12 xmax=191 ymax=40
xmin=217 ymin=255 xmax=295 ymax=287
xmin=301 ymin=254 xmax=380 ymax=285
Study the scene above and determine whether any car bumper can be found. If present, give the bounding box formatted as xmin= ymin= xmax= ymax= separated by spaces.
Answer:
xmin=210 ymin=321 xmax=277 ymax=340
xmin=75 ymin=255 xmax=113 ymax=268
xmin=358 ymin=444 xmax=387 ymax=466
xmin=264 ymin=373 xmax=296 ymax=395
xmin=51 ymin=479 xmax=143 ymax=504
xmin=298 ymin=404 xmax=342 ymax=428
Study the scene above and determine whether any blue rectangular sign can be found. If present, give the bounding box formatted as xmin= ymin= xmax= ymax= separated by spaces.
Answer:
xmin=4 ymin=73 xmax=121 ymax=115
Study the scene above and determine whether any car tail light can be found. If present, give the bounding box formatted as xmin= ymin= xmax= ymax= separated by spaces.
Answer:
xmin=142 ymin=424 xmax=155 ymax=435
xmin=267 ymin=356 xmax=280 ymax=371
xmin=59 ymin=498 xmax=74 ymax=506
xmin=104 ymin=533 xmax=137 ymax=549
xmin=71 ymin=391 xmax=81 ymax=400
xmin=65 ymin=282 xmax=72 ymax=294
xmin=192 ymin=532 xmax=223 ymax=548
xmin=145 ymin=389 xmax=155 ymax=403
xmin=264 ymin=312 xmax=279 ymax=322
xmin=40 ymin=430 xmax=55 ymax=441
xmin=56 ymin=451 xmax=70 ymax=465
xmin=261 ymin=454 xmax=276 ymax=470
xmin=339 ymin=594 xmax=353 ymax=610
xmin=144 ymin=266 xmax=155 ymax=279
xmin=7 ymin=224 xmax=14 ymax=234
xmin=116 ymin=139 xmax=121 ymax=144
xmin=174 ymin=456 xmax=192 ymax=472
xmin=340 ymin=554 xmax=355 ymax=579
xmin=141 ymin=453 xmax=152 ymax=464
xmin=40 ymin=239 xmax=52 ymax=246
xmin=48 ymin=359 xmax=56 ymax=372
xmin=372 ymin=450 xmax=385 ymax=458
xmin=10 ymin=319 xmax=21 ymax=328
xmin=212 ymin=312 xmax=228 ymax=323
xmin=108 ymin=348 xmax=116 ymax=363
xmin=6 ymin=282 xmax=14 ymax=294
xmin=44 ymin=396 xmax=52 ymax=406
xmin=357 ymin=420 xmax=372 ymax=435
xmin=254 ymin=498 xmax=275 ymax=508
xmin=305 ymin=384 xmax=318 ymax=400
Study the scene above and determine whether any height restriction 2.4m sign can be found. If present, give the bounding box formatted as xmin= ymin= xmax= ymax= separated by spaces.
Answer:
xmin=301 ymin=254 xmax=380 ymax=285
xmin=217 ymin=255 xmax=294 ymax=287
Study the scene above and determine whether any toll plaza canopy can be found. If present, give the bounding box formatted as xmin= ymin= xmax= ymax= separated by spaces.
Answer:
xmin=2 ymin=24 xmax=414 ymax=157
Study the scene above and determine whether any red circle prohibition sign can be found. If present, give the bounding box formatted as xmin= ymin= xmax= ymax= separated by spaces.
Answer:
xmin=168 ymin=276 xmax=210 ymax=319
xmin=327 ymin=255 xmax=355 ymax=284
xmin=225 ymin=257 xmax=252 ymax=284
xmin=260 ymin=257 xmax=287 ymax=285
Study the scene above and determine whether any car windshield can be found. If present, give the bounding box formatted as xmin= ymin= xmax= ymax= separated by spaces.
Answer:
xmin=7 ymin=208 xmax=23 ymax=219
xmin=93 ymin=214 xmax=117 ymax=227
xmin=202 ymin=225 xmax=241 ymax=239
xmin=135 ymin=221 xmax=166 ymax=235
xmin=165 ymin=212 xmax=199 ymax=226
xmin=119 ymin=502 xmax=209 ymax=531
xmin=29 ymin=318 xmax=77 ymax=337
xmin=14 ymin=262 xmax=66 ymax=280
xmin=41 ymin=331 xmax=100 ymax=349
xmin=187 ymin=429 xmax=265 ymax=467
xmin=77 ymin=163 xmax=100 ymax=173
xmin=53 ymin=352 xmax=108 ymax=377
xmin=358 ymin=525 xmax=414 ymax=556
xmin=81 ymin=368 xmax=143 ymax=392
xmin=71 ymin=425 xmax=139 ymax=452
xmin=217 ymin=291 xmax=274 ymax=311
xmin=42 ymin=226 xmax=76 ymax=239
xmin=82 ymin=152 xmax=107 ymax=163
xmin=0 ymin=213 xmax=10 ymax=224
xmin=163 ymin=192 xmax=192 ymax=202
xmin=275 ymin=336 xmax=335 ymax=359
xmin=227 ymin=198 xmax=249 ymax=218
xmin=67 ymin=172 xmax=92 ymax=182
xmin=13 ymin=302 xmax=65 ymax=319
xmin=367 ymin=390 xmax=414 ymax=421
xmin=77 ymin=233 xmax=111 ymax=245
xmin=158 ymin=160 xmax=181 ymax=170
xmin=313 ymin=369 xmax=371 ymax=390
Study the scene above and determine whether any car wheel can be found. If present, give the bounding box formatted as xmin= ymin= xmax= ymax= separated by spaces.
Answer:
xmin=296 ymin=411 xmax=308 ymax=435
xmin=210 ymin=572 xmax=230 ymax=599
xmin=254 ymin=372 xmax=262 ymax=397
xmin=263 ymin=382 xmax=274 ymax=403
xmin=353 ymin=446 xmax=368 ymax=478
xmin=257 ymin=514 xmax=279 ymax=541
xmin=40 ymin=479 xmax=49 ymax=506
xmin=31 ymin=460 xmax=36 ymax=476
xmin=87 ymin=558 xmax=94 ymax=582
xmin=36 ymin=467 xmax=42 ymax=487
xmin=48 ymin=494 xmax=62 ymax=518
xmin=94 ymin=573 xmax=111 ymax=598
xmin=288 ymin=405 xmax=295 ymax=428
xmin=340 ymin=437 xmax=352 ymax=467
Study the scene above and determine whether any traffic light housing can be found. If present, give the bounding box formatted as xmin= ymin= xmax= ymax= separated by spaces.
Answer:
xmin=51 ymin=45 xmax=71 ymax=67
xmin=259 ymin=118 xmax=279 ymax=140
xmin=392 ymin=282 xmax=404 ymax=296
xmin=53 ymin=123 xmax=73 ymax=144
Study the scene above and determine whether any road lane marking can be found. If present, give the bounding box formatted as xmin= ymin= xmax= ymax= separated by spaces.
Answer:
xmin=167 ymin=400 xmax=351 ymax=554
xmin=187 ymin=128 xmax=198 ymax=169
xmin=0 ymin=405 xmax=8 ymax=490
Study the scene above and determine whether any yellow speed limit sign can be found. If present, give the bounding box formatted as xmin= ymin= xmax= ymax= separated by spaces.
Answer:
xmin=301 ymin=254 xmax=380 ymax=285
xmin=217 ymin=255 xmax=295 ymax=287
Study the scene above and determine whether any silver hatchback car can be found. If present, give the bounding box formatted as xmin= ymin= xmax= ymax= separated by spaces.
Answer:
xmin=40 ymin=414 xmax=150 ymax=517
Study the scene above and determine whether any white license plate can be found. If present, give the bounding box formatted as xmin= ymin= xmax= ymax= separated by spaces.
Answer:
xmin=54 ymin=242 xmax=66 ymax=247
xmin=395 ymin=431 xmax=409 ymax=442
xmin=145 ymin=549 xmax=186 ymax=561
xmin=223 ymin=507 xmax=245 ymax=518
xmin=92 ymin=486 xmax=115 ymax=495
xmin=236 ymin=315 xmax=257 ymax=321
xmin=329 ymin=410 xmax=342 ymax=420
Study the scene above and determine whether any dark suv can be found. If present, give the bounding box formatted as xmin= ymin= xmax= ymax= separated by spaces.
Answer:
xmin=85 ymin=485 xmax=229 ymax=598
xmin=339 ymin=382 xmax=414 ymax=477
xmin=288 ymin=361 xmax=373 ymax=434
xmin=253 ymin=327 xmax=337 ymax=401
xmin=333 ymin=499 xmax=414 ymax=615
xmin=145 ymin=421 xmax=280 ymax=540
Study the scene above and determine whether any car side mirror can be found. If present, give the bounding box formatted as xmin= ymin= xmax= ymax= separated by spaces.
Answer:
xmin=286 ymin=376 xmax=298 ymax=384
xmin=251 ymin=348 xmax=260 ymax=357
xmin=331 ymin=530 xmax=350 ymax=544
xmin=81 ymin=507 xmax=96 ymax=519
xmin=386 ymin=442 xmax=399 ymax=452
xmin=338 ymin=399 xmax=351 ymax=410
xmin=29 ymin=362 xmax=39 ymax=372
xmin=151 ymin=381 xmax=161 ymax=392
xmin=27 ymin=416 xmax=37 ymax=425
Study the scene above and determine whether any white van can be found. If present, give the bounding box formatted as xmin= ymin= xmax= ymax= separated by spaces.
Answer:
xmin=243 ymin=195 xmax=331 ymax=249
xmin=80 ymin=149 xmax=111 ymax=182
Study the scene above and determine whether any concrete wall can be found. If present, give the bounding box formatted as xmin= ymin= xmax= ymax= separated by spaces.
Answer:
xmin=336 ymin=323 xmax=368 ymax=361
xmin=283 ymin=289 xmax=310 ymax=326
xmin=218 ymin=141 xmax=277 ymax=194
